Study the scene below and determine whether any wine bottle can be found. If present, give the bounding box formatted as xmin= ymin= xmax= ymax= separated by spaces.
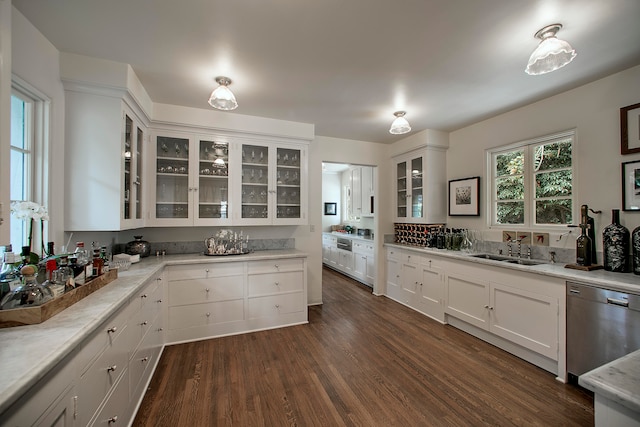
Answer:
xmin=603 ymin=209 xmax=629 ymax=272
xmin=576 ymin=224 xmax=592 ymax=266
xmin=632 ymin=225 xmax=640 ymax=275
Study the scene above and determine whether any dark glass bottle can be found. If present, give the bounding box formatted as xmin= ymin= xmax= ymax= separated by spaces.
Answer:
xmin=436 ymin=227 xmax=445 ymax=249
xmin=603 ymin=209 xmax=629 ymax=272
xmin=632 ymin=225 xmax=640 ymax=275
xmin=581 ymin=205 xmax=597 ymax=264
xmin=576 ymin=224 xmax=592 ymax=266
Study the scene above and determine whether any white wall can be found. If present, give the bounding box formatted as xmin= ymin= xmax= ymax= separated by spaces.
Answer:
xmin=321 ymin=172 xmax=341 ymax=231
xmin=11 ymin=7 xmax=65 ymax=248
xmin=0 ymin=0 xmax=12 ymax=244
xmin=447 ymin=64 xmax=640 ymax=252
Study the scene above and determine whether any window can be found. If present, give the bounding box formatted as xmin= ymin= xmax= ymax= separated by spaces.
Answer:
xmin=488 ymin=130 xmax=574 ymax=228
xmin=10 ymin=78 xmax=50 ymax=252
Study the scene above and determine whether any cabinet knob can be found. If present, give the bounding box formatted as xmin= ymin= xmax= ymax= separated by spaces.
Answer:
xmin=108 ymin=416 xmax=118 ymax=424
xmin=158 ymin=328 xmax=164 ymax=332
xmin=156 ymin=277 xmax=162 ymax=281
xmin=107 ymin=326 xmax=117 ymax=333
xmin=141 ymin=321 xmax=148 ymax=326
xmin=206 ymin=312 xmax=211 ymax=317
xmin=205 ymin=268 xmax=210 ymax=273
xmin=274 ymin=264 xmax=279 ymax=270
xmin=157 ymin=299 xmax=162 ymax=303
xmin=141 ymin=294 xmax=148 ymax=299
xmin=107 ymin=365 xmax=117 ymax=372
xmin=275 ymin=304 xmax=280 ymax=309
xmin=489 ymin=306 xmax=494 ymax=310
xmin=141 ymin=357 xmax=149 ymax=362
xmin=484 ymin=305 xmax=489 ymax=309
xmin=205 ymin=288 xmax=210 ymax=293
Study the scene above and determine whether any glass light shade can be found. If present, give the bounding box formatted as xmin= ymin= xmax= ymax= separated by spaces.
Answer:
xmin=526 ymin=36 xmax=576 ymax=75
xmin=208 ymin=83 xmax=238 ymax=110
xmin=389 ymin=113 xmax=411 ymax=135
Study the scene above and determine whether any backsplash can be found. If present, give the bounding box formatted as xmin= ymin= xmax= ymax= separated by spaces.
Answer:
xmin=114 ymin=238 xmax=294 ymax=256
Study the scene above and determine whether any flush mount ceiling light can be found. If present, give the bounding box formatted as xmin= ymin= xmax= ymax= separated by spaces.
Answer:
xmin=208 ymin=76 xmax=238 ymax=110
xmin=389 ymin=111 xmax=411 ymax=135
xmin=525 ymin=23 xmax=577 ymax=76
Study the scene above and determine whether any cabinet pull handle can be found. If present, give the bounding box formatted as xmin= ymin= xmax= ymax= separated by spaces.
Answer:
xmin=158 ymin=327 xmax=163 ymax=332
xmin=157 ymin=299 xmax=162 ymax=303
xmin=107 ymin=365 xmax=117 ymax=372
xmin=484 ymin=305 xmax=489 ymax=309
xmin=205 ymin=288 xmax=210 ymax=293
xmin=141 ymin=321 xmax=148 ymax=326
xmin=108 ymin=416 xmax=118 ymax=424
xmin=274 ymin=282 xmax=280 ymax=286
xmin=206 ymin=312 xmax=211 ymax=317
xmin=274 ymin=264 xmax=279 ymax=270
xmin=156 ymin=277 xmax=162 ymax=281
xmin=141 ymin=357 xmax=149 ymax=362
xmin=141 ymin=294 xmax=148 ymax=299
xmin=107 ymin=326 xmax=117 ymax=333
xmin=489 ymin=306 xmax=494 ymax=310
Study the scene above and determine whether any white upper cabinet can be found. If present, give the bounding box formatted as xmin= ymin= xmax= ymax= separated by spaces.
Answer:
xmin=65 ymin=91 xmax=146 ymax=231
xmin=147 ymin=132 xmax=308 ymax=226
xmin=235 ymin=141 xmax=308 ymax=225
xmin=393 ymin=147 xmax=446 ymax=224
xmin=147 ymin=131 xmax=235 ymax=227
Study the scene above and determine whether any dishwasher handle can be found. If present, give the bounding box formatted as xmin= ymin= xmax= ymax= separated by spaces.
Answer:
xmin=607 ymin=297 xmax=629 ymax=308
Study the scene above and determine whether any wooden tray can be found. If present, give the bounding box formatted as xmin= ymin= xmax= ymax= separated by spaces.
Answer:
xmin=564 ymin=263 xmax=604 ymax=271
xmin=0 ymin=269 xmax=118 ymax=328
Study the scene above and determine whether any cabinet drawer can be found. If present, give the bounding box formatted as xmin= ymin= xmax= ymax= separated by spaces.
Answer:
xmin=167 ymin=262 xmax=244 ymax=281
xmin=248 ymin=292 xmax=305 ymax=319
xmin=401 ymin=252 xmax=422 ymax=265
xmin=386 ymin=248 xmax=400 ymax=261
xmin=168 ymin=275 xmax=244 ymax=306
xmin=248 ymin=271 xmax=304 ymax=296
xmin=352 ymin=241 xmax=374 ymax=254
xmin=77 ymin=302 xmax=132 ymax=375
xmin=89 ymin=368 xmax=131 ymax=427
xmin=168 ymin=299 xmax=244 ymax=330
xmin=129 ymin=316 xmax=162 ymax=396
xmin=248 ymin=258 xmax=304 ymax=274
xmin=78 ymin=325 xmax=130 ymax=425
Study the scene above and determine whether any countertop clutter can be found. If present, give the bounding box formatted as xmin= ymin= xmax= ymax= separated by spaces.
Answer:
xmin=0 ymin=249 xmax=306 ymax=416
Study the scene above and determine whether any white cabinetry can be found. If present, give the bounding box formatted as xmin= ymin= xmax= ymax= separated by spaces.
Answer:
xmin=385 ymin=249 xmax=445 ymax=322
xmin=2 ymin=273 xmax=165 ymax=427
xmin=393 ymin=147 xmax=446 ymax=223
xmin=236 ymin=141 xmax=308 ymax=225
xmin=323 ymin=233 xmax=375 ymax=287
xmin=345 ymin=166 xmax=375 ymax=218
xmin=385 ymin=248 xmax=402 ymax=301
xmin=65 ymin=90 xmax=147 ymax=231
xmin=353 ymin=240 xmax=375 ymax=286
xmin=361 ymin=166 xmax=375 ymax=217
xmin=166 ymin=256 xmax=308 ymax=344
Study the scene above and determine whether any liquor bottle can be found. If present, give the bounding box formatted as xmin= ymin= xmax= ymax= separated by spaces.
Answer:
xmin=46 ymin=241 xmax=55 ymax=257
xmin=42 ymin=259 xmax=64 ymax=298
xmin=581 ymin=205 xmax=598 ymax=264
xmin=436 ymin=227 xmax=445 ymax=249
xmin=0 ymin=250 xmax=21 ymax=300
xmin=576 ymin=224 xmax=592 ymax=266
xmin=602 ymin=209 xmax=630 ymax=272
xmin=92 ymin=249 xmax=104 ymax=277
xmin=0 ymin=264 xmax=53 ymax=309
xmin=632 ymin=225 xmax=640 ymax=275
xmin=57 ymin=255 xmax=75 ymax=291
xmin=69 ymin=257 xmax=85 ymax=286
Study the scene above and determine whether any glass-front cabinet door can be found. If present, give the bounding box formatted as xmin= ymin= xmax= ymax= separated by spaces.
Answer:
xmin=394 ymin=154 xmax=425 ymax=222
xmin=154 ymin=135 xmax=191 ymax=223
xmin=237 ymin=142 xmax=306 ymax=225
xmin=197 ymin=139 xmax=230 ymax=222
xmin=122 ymin=111 xmax=144 ymax=227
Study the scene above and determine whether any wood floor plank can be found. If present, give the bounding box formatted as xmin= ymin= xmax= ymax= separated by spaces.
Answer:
xmin=133 ymin=267 xmax=593 ymax=426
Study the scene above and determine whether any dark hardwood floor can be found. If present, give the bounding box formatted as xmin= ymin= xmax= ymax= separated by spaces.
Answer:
xmin=133 ymin=267 xmax=593 ymax=426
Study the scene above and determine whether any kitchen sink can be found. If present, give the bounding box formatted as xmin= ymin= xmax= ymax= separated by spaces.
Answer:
xmin=470 ymin=253 xmax=547 ymax=266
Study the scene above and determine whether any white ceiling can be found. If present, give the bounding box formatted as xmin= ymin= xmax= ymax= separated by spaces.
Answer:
xmin=13 ymin=0 xmax=640 ymax=144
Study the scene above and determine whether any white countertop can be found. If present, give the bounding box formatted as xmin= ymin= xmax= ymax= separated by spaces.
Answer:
xmin=0 ymin=249 xmax=307 ymax=415
xmin=384 ymin=243 xmax=640 ymax=294
xmin=579 ymin=349 xmax=640 ymax=414
xmin=323 ymin=232 xmax=374 ymax=242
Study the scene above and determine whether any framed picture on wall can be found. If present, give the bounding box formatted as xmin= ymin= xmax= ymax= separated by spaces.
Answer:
xmin=449 ymin=176 xmax=480 ymax=216
xmin=324 ymin=202 xmax=337 ymax=215
xmin=621 ymin=102 xmax=640 ymax=154
xmin=622 ymin=160 xmax=640 ymax=211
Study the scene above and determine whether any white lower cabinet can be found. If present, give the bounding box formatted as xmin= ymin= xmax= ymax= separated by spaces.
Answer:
xmin=2 ymin=272 xmax=164 ymax=427
xmin=385 ymin=248 xmax=402 ymax=301
xmin=445 ymin=271 xmax=559 ymax=360
xmin=166 ymin=256 xmax=308 ymax=344
xmin=323 ymin=233 xmax=375 ymax=287
xmin=387 ymin=250 xmax=445 ymax=322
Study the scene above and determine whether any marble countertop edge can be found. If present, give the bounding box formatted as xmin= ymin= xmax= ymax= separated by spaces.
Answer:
xmin=579 ymin=349 xmax=640 ymax=414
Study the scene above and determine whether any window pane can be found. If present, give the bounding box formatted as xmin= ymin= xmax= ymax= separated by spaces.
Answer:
xmin=497 ymin=201 xmax=524 ymax=224
xmin=536 ymin=199 xmax=572 ymax=225
xmin=534 ymin=140 xmax=572 ymax=171
xmin=496 ymin=175 xmax=524 ymax=201
xmin=10 ymin=96 xmax=26 ymax=149
xmin=495 ymin=150 xmax=523 ymax=177
xmin=535 ymin=170 xmax=572 ymax=198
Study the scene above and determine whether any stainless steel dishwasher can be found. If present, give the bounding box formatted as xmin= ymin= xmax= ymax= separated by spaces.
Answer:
xmin=566 ymin=281 xmax=640 ymax=382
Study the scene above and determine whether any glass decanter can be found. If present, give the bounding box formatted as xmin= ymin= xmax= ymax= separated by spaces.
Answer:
xmin=0 ymin=264 xmax=54 ymax=309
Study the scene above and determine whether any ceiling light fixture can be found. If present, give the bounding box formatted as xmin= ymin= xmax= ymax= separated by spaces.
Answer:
xmin=389 ymin=111 xmax=411 ymax=135
xmin=208 ymin=76 xmax=238 ymax=110
xmin=525 ymin=23 xmax=576 ymax=76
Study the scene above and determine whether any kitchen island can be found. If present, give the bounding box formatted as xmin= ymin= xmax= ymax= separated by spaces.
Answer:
xmin=0 ymin=249 xmax=307 ymax=426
